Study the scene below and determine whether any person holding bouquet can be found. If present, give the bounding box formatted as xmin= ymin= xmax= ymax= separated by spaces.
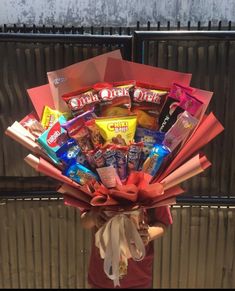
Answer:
xmin=81 ymin=205 xmax=172 ymax=289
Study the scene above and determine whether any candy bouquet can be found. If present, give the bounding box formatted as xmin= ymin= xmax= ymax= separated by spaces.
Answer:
xmin=5 ymin=50 xmax=224 ymax=286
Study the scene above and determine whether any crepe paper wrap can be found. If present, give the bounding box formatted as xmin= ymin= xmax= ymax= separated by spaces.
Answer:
xmin=88 ymin=153 xmax=211 ymax=210
xmin=63 ymin=193 xmax=91 ymax=211
xmin=47 ymin=50 xmax=123 ymax=112
xmin=27 ymin=84 xmax=55 ymax=119
xmin=104 ymin=58 xmax=192 ymax=88
xmin=90 ymin=171 xmax=164 ymax=208
xmin=57 ymin=182 xmax=92 ymax=204
xmin=5 ymin=122 xmax=50 ymax=161
xmin=95 ymin=208 xmax=146 ymax=287
xmin=24 ymin=154 xmax=80 ymax=189
xmin=160 ymin=153 xmax=211 ymax=190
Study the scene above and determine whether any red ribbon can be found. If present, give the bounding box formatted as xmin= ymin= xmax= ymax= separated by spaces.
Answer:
xmin=90 ymin=171 xmax=164 ymax=208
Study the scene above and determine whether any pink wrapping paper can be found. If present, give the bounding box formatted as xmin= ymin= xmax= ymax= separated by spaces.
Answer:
xmin=47 ymin=50 xmax=123 ymax=112
xmin=63 ymin=194 xmax=91 ymax=211
xmin=24 ymin=154 xmax=81 ymax=189
xmin=57 ymin=183 xmax=91 ymax=204
xmin=5 ymin=125 xmax=46 ymax=158
xmin=192 ymin=88 xmax=213 ymax=121
xmin=160 ymin=153 xmax=211 ymax=190
xmin=27 ymin=84 xmax=55 ymax=119
xmin=104 ymin=58 xmax=192 ymax=87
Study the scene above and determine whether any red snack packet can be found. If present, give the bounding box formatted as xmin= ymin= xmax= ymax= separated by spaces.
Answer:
xmin=179 ymin=92 xmax=203 ymax=116
xmin=62 ymin=86 xmax=100 ymax=116
xmin=96 ymin=80 xmax=135 ymax=117
xmin=68 ymin=126 xmax=94 ymax=152
xmin=131 ymin=81 xmax=168 ymax=130
xmin=20 ymin=112 xmax=45 ymax=138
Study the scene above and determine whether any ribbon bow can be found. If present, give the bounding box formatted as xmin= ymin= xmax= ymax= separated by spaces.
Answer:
xmin=91 ymin=171 xmax=164 ymax=208
xmin=95 ymin=209 xmax=146 ymax=287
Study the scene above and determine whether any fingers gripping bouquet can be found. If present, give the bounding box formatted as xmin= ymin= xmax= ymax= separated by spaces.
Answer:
xmin=5 ymin=51 xmax=224 ymax=287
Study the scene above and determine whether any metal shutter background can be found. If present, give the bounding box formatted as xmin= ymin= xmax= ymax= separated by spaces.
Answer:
xmin=0 ymin=199 xmax=234 ymax=288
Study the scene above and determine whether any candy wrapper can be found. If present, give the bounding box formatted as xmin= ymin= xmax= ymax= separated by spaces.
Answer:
xmin=5 ymin=50 xmax=224 ymax=287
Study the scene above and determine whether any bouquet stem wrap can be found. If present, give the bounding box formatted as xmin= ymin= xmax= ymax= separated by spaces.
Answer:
xmin=95 ymin=208 xmax=146 ymax=287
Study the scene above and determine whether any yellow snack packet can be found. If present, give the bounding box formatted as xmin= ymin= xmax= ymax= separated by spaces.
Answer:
xmin=41 ymin=106 xmax=71 ymax=129
xmin=95 ymin=115 xmax=137 ymax=145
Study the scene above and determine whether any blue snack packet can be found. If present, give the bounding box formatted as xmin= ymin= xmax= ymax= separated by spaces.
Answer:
xmin=142 ymin=143 xmax=171 ymax=177
xmin=135 ymin=127 xmax=165 ymax=169
xmin=63 ymin=161 xmax=99 ymax=185
xmin=56 ymin=138 xmax=81 ymax=165
xmin=103 ymin=145 xmax=118 ymax=169
xmin=127 ymin=142 xmax=143 ymax=172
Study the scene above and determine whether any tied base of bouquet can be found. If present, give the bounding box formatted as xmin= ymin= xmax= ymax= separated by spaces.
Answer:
xmin=95 ymin=206 xmax=146 ymax=287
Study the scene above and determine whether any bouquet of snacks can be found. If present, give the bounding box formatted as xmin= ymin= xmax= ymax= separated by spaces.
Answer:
xmin=5 ymin=50 xmax=224 ymax=286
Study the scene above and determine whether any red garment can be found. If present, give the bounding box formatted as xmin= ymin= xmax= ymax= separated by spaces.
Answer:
xmin=87 ymin=206 xmax=173 ymax=289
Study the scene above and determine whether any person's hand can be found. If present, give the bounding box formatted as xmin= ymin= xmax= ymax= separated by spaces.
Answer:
xmin=81 ymin=208 xmax=110 ymax=229
xmin=138 ymin=222 xmax=150 ymax=245
xmin=91 ymin=209 xmax=109 ymax=229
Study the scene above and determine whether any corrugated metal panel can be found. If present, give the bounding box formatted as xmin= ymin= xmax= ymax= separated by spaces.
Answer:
xmin=0 ymin=198 xmax=91 ymax=288
xmin=153 ymin=205 xmax=235 ymax=288
xmin=0 ymin=199 xmax=234 ymax=288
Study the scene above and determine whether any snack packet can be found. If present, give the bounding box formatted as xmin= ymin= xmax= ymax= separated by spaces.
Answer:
xmin=134 ymin=127 xmax=165 ymax=168
xmin=41 ymin=105 xmax=70 ymax=129
xmin=95 ymin=115 xmax=137 ymax=146
xmin=62 ymin=86 xmax=100 ymax=116
xmin=86 ymin=148 xmax=106 ymax=169
xmin=63 ymin=161 xmax=98 ymax=185
xmin=169 ymin=82 xmax=194 ymax=100
xmin=158 ymin=83 xmax=200 ymax=132
xmin=96 ymin=166 xmax=122 ymax=188
xmin=61 ymin=108 xmax=96 ymax=135
xmin=103 ymin=144 xmax=118 ymax=169
xmin=85 ymin=119 xmax=104 ymax=147
xmin=20 ymin=112 xmax=45 ymax=138
xmin=127 ymin=142 xmax=144 ymax=172
xmin=163 ymin=111 xmax=198 ymax=152
xmin=55 ymin=138 xmax=90 ymax=168
xmin=115 ymin=145 xmax=128 ymax=182
xmin=131 ymin=82 xmax=168 ymax=130
xmin=96 ymin=80 xmax=135 ymax=117
xmin=37 ymin=115 xmax=68 ymax=164
xmin=159 ymin=91 xmax=202 ymax=132
xmin=69 ymin=126 xmax=94 ymax=152
xmin=142 ymin=143 xmax=171 ymax=177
